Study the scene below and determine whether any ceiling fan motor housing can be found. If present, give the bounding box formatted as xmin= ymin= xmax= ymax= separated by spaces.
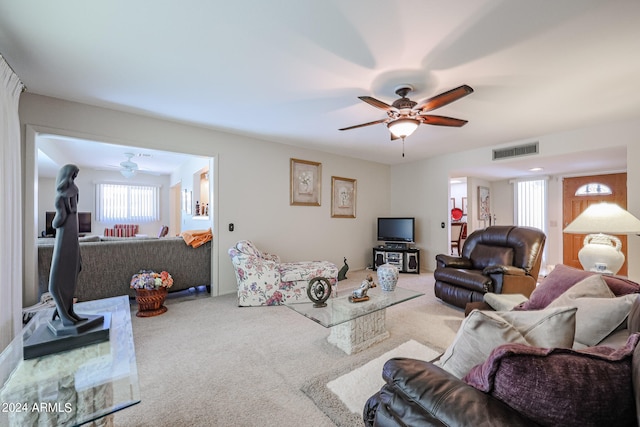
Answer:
xmin=392 ymin=85 xmax=417 ymax=110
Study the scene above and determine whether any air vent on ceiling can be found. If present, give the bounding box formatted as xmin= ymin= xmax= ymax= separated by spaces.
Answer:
xmin=492 ymin=142 xmax=539 ymax=160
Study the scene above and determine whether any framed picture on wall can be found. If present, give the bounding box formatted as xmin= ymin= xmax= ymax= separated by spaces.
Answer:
xmin=478 ymin=186 xmax=490 ymax=220
xmin=461 ymin=197 xmax=468 ymax=215
xmin=290 ymin=158 xmax=321 ymax=206
xmin=331 ymin=176 xmax=356 ymax=218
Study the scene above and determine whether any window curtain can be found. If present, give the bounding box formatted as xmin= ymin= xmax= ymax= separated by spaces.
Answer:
xmin=0 ymin=55 xmax=24 ymax=352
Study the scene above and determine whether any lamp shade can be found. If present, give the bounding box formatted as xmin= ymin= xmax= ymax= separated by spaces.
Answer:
xmin=387 ymin=118 xmax=419 ymax=138
xmin=563 ymin=202 xmax=640 ymax=234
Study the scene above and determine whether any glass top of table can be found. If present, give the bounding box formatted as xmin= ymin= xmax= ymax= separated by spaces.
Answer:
xmin=286 ymin=286 xmax=423 ymax=328
xmin=0 ymin=296 xmax=140 ymax=427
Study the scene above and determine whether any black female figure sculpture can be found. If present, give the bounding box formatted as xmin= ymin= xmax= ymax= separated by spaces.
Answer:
xmin=22 ymin=164 xmax=107 ymax=356
xmin=48 ymin=164 xmax=87 ymax=328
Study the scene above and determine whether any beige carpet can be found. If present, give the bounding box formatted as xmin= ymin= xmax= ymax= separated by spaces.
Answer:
xmin=113 ymin=270 xmax=463 ymax=426
xmin=328 ymin=340 xmax=440 ymax=413
xmin=301 ymin=339 xmax=441 ymax=426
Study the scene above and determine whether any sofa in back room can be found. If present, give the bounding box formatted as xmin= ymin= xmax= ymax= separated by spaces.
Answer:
xmin=37 ymin=236 xmax=212 ymax=302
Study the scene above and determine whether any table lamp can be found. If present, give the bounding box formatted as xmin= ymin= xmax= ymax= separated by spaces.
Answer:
xmin=563 ymin=202 xmax=640 ymax=274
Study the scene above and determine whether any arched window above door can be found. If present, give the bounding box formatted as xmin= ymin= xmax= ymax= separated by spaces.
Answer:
xmin=575 ymin=183 xmax=612 ymax=196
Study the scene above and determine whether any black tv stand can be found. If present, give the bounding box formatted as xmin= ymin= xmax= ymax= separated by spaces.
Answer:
xmin=373 ymin=246 xmax=420 ymax=273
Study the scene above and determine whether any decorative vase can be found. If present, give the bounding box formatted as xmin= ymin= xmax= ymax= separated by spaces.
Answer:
xmin=135 ymin=287 xmax=168 ymax=317
xmin=578 ymin=233 xmax=625 ymax=274
xmin=377 ymin=263 xmax=399 ymax=292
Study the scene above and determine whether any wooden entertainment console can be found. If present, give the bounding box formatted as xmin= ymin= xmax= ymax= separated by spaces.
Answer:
xmin=372 ymin=246 xmax=420 ymax=273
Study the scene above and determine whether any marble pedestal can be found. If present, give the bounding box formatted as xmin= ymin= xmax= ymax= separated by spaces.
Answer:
xmin=327 ymin=310 xmax=389 ymax=354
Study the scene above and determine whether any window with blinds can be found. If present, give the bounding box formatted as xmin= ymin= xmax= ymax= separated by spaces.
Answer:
xmin=514 ymin=178 xmax=547 ymax=232
xmin=95 ymin=183 xmax=160 ymax=222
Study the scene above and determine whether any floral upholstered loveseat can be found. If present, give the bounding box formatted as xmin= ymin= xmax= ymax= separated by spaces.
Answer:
xmin=228 ymin=240 xmax=338 ymax=306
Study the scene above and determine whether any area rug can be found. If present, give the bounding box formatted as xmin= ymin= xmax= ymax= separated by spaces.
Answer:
xmin=301 ymin=340 xmax=441 ymax=426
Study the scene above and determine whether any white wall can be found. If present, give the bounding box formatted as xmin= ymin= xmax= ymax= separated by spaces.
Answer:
xmin=391 ymin=118 xmax=640 ymax=279
xmin=38 ymin=169 xmax=171 ymax=237
xmin=20 ymin=93 xmax=391 ymax=304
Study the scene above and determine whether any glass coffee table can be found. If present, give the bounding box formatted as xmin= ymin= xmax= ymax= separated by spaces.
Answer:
xmin=286 ymin=286 xmax=423 ymax=354
xmin=0 ymin=296 xmax=140 ymax=427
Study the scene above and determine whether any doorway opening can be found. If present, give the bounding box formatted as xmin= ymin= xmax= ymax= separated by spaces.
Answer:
xmin=23 ymin=125 xmax=218 ymax=305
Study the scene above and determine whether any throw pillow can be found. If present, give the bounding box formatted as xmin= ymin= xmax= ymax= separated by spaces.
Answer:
xmin=464 ymin=333 xmax=640 ymax=427
xmin=546 ymin=275 xmax=637 ymax=347
xmin=470 ymin=245 xmax=514 ymax=270
xmin=483 ymin=292 xmax=529 ymax=311
xmin=438 ymin=306 xmax=576 ymax=378
xmin=518 ymin=264 xmax=640 ymax=310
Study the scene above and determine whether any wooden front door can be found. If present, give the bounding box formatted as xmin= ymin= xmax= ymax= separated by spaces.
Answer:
xmin=562 ymin=173 xmax=627 ymax=275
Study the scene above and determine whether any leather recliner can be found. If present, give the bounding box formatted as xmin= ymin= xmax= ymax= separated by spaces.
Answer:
xmin=433 ymin=225 xmax=546 ymax=309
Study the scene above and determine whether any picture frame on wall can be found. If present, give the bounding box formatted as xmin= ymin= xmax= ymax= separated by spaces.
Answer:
xmin=290 ymin=158 xmax=321 ymax=206
xmin=461 ymin=196 xmax=468 ymax=215
xmin=478 ymin=186 xmax=490 ymax=220
xmin=331 ymin=176 xmax=356 ymax=218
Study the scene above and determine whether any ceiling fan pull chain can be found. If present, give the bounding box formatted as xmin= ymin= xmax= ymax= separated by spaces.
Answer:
xmin=402 ymin=137 xmax=405 ymax=157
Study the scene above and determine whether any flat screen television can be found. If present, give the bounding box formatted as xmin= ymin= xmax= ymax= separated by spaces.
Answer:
xmin=377 ymin=217 xmax=415 ymax=243
xmin=45 ymin=211 xmax=92 ymax=236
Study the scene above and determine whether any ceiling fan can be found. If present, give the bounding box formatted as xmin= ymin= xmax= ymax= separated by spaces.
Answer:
xmin=119 ymin=153 xmax=139 ymax=178
xmin=339 ymin=84 xmax=474 ymax=155
xmin=105 ymin=152 xmax=161 ymax=178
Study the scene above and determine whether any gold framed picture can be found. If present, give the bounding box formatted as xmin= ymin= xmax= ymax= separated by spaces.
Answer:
xmin=331 ymin=176 xmax=356 ymax=218
xmin=290 ymin=158 xmax=321 ymax=206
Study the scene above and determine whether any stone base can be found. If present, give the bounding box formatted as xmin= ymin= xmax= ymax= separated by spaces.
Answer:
xmin=327 ymin=310 xmax=389 ymax=354
xmin=23 ymin=313 xmax=111 ymax=360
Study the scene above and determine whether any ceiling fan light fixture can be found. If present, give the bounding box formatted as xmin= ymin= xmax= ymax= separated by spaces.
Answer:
xmin=388 ymin=118 xmax=419 ymax=139
xmin=120 ymin=168 xmax=137 ymax=179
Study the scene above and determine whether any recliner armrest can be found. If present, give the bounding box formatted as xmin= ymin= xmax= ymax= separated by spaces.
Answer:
xmin=365 ymin=358 xmax=538 ymax=427
xmin=435 ymin=254 xmax=472 ymax=269
xmin=483 ymin=265 xmax=527 ymax=276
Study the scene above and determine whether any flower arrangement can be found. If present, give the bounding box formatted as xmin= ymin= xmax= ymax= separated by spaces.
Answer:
xmin=130 ymin=269 xmax=174 ymax=290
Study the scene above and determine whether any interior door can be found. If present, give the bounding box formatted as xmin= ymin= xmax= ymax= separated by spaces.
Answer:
xmin=562 ymin=173 xmax=627 ymax=275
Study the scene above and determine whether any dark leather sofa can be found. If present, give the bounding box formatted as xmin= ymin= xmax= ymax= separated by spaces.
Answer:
xmin=434 ymin=225 xmax=546 ymax=309
xmin=364 ymin=295 xmax=640 ymax=427
xmin=363 ymin=357 xmax=542 ymax=426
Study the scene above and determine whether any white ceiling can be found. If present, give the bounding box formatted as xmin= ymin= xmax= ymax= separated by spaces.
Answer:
xmin=37 ymin=134 xmax=199 ymax=178
xmin=1 ymin=0 xmax=638 ymax=176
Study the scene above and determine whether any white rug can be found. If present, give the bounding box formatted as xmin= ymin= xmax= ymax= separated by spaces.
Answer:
xmin=326 ymin=339 xmax=440 ymax=414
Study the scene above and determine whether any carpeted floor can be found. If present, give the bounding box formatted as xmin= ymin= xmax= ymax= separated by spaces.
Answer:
xmin=113 ymin=270 xmax=463 ymax=426
xmin=302 ymin=339 xmax=441 ymax=426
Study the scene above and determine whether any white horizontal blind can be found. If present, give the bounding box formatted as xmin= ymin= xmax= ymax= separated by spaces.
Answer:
xmin=96 ymin=183 xmax=159 ymax=222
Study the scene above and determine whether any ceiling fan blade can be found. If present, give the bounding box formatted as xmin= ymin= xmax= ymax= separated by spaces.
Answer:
xmin=339 ymin=118 xmax=387 ymax=131
xmin=418 ymin=85 xmax=474 ymax=113
xmin=358 ymin=96 xmax=395 ymax=111
xmin=390 ymin=133 xmax=399 ymax=141
xmin=420 ymin=115 xmax=469 ymax=127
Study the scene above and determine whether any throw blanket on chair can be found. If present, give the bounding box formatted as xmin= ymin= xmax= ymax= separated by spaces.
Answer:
xmin=181 ymin=228 xmax=213 ymax=248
